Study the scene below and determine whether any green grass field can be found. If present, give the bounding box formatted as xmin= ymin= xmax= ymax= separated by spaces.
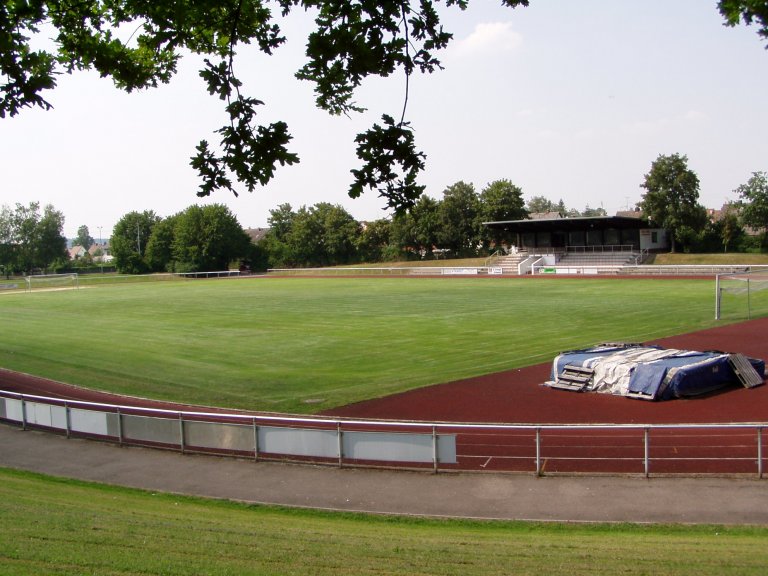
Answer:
xmin=1 ymin=468 xmax=766 ymax=576
xmin=3 ymin=276 xmax=768 ymax=574
xmin=1 ymin=275 xmax=764 ymax=413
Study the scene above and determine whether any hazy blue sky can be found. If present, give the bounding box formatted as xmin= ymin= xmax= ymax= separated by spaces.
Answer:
xmin=3 ymin=1 xmax=767 ymax=238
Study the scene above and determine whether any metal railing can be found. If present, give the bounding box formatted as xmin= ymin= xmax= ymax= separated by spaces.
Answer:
xmin=1 ymin=390 xmax=765 ymax=477
xmin=567 ymin=245 xmax=636 ymax=253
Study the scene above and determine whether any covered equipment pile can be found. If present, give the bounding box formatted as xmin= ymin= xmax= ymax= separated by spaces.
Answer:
xmin=545 ymin=343 xmax=765 ymax=401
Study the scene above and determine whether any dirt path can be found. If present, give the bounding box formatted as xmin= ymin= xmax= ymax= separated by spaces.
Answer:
xmin=3 ymin=425 xmax=768 ymax=524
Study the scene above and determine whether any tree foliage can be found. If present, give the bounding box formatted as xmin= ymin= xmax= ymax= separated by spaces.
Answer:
xmin=4 ymin=2 xmax=767 ymax=214
xmin=0 ymin=202 xmax=67 ymax=275
xmin=111 ymin=211 xmax=160 ymax=273
xmin=437 ymin=181 xmax=480 ymax=255
xmin=736 ymin=171 xmax=768 ymax=229
xmin=718 ymin=0 xmax=768 ymax=47
xmin=639 ymin=153 xmax=707 ymax=252
xmin=0 ymin=0 xmax=531 ymax=213
xmin=172 ymin=205 xmax=251 ymax=272
xmin=478 ymin=179 xmax=527 ymax=247
xmin=264 ymin=202 xmax=360 ymax=267
xmin=75 ymin=225 xmax=94 ymax=251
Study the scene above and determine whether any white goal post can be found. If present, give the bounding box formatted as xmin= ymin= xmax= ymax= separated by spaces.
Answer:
xmin=25 ymin=273 xmax=79 ymax=292
xmin=715 ymin=269 xmax=768 ymax=320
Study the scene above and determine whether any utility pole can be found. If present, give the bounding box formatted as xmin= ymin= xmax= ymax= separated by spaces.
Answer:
xmin=97 ymin=226 xmax=103 ymax=273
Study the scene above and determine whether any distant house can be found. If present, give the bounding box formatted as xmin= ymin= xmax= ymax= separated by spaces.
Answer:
xmin=528 ymin=211 xmax=563 ymax=220
xmin=245 ymin=227 xmax=270 ymax=243
xmin=68 ymin=245 xmax=87 ymax=260
xmin=89 ymin=242 xmax=113 ymax=264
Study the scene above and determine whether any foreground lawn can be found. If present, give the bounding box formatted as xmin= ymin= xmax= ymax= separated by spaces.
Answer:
xmin=0 ymin=276 xmax=757 ymax=413
xmin=0 ymin=468 xmax=765 ymax=576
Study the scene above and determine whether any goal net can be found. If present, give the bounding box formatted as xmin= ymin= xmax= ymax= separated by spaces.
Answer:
xmin=25 ymin=273 xmax=79 ymax=292
xmin=715 ymin=270 xmax=768 ymax=320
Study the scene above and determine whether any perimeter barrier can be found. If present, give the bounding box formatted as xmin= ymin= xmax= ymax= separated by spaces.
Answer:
xmin=0 ymin=390 xmax=765 ymax=477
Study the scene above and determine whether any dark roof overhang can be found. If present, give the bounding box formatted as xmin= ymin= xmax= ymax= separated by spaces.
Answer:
xmin=482 ymin=216 xmax=650 ymax=233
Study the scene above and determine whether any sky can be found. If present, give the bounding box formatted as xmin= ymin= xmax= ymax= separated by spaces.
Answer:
xmin=2 ymin=0 xmax=768 ymax=239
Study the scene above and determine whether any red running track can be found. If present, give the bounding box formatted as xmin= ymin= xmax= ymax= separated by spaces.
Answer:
xmin=2 ymin=318 xmax=768 ymax=475
xmin=323 ymin=317 xmax=768 ymax=474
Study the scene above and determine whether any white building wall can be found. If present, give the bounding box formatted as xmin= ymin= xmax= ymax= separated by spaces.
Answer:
xmin=639 ymin=229 xmax=668 ymax=251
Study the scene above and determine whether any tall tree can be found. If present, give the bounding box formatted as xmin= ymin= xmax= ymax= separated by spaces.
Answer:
xmin=736 ymin=171 xmax=768 ymax=250
xmin=268 ymin=204 xmax=296 ymax=242
xmin=639 ymin=153 xmax=707 ymax=253
xmin=75 ymin=225 xmax=94 ymax=251
xmin=0 ymin=202 xmax=67 ymax=274
xmin=410 ymin=195 xmax=442 ymax=257
xmin=35 ymin=205 xmax=68 ymax=272
xmin=279 ymin=203 xmax=360 ymax=267
xmin=737 ymin=171 xmax=768 ymax=230
xmin=357 ymin=219 xmax=392 ymax=263
xmin=285 ymin=206 xmax=324 ymax=267
xmin=720 ymin=206 xmax=745 ymax=253
xmin=11 ymin=202 xmax=39 ymax=274
xmin=437 ymin=181 xmax=480 ymax=256
xmin=172 ymin=205 xmax=251 ymax=272
xmin=478 ymin=179 xmax=527 ymax=248
xmin=525 ymin=196 xmax=558 ymax=215
xmin=0 ymin=206 xmax=13 ymax=277
xmin=311 ymin=203 xmax=361 ymax=266
xmin=111 ymin=211 xmax=159 ymax=273
xmin=144 ymin=216 xmax=178 ymax=272
xmin=582 ymin=205 xmax=608 ymax=217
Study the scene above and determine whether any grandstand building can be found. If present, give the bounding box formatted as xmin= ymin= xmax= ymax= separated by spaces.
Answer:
xmin=482 ymin=215 xmax=669 ymax=274
xmin=483 ymin=214 xmax=667 ymax=253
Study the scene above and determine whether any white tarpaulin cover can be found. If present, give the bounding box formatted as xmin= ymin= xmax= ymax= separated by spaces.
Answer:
xmin=547 ymin=344 xmax=765 ymax=400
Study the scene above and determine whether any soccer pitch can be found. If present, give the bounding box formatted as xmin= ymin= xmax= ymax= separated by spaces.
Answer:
xmin=0 ymin=276 xmax=729 ymax=413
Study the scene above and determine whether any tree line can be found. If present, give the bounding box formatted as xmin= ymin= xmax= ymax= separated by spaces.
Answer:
xmin=4 ymin=157 xmax=767 ymax=277
xmin=107 ymin=179 xmax=608 ymax=273
xmin=0 ymin=203 xmax=68 ymax=277
xmin=110 ymin=205 xmax=252 ymax=274
xmin=639 ymin=154 xmax=768 ymax=253
xmin=262 ymin=180 xmax=612 ymax=268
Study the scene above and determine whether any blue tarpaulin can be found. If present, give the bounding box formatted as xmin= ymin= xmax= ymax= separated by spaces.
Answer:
xmin=547 ymin=344 xmax=765 ymax=401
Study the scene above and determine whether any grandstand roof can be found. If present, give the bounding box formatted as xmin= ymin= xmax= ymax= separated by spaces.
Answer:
xmin=483 ymin=215 xmax=651 ymax=233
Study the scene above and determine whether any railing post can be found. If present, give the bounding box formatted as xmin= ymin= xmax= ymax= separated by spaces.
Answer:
xmin=432 ymin=426 xmax=438 ymax=474
xmin=337 ymin=422 xmax=343 ymax=468
xmin=179 ymin=412 xmax=185 ymax=453
xmin=116 ymin=407 xmax=123 ymax=445
xmin=535 ymin=427 xmax=541 ymax=476
xmin=758 ymin=427 xmax=763 ymax=480
xmin=65 ymin=402 xmax=71 ymax=438
xmin=644 ymin=427 xmax=650 ymax=478
xmin=253 ymin=417 xmax=259 ymax=461
xmin=20 ymin=394 xmax=27 ymax=431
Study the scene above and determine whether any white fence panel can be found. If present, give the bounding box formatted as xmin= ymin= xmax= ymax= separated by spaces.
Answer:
xmin=259 ymin=426 xmax=338 ymax=458
xmin=185 ymin=420 xmax=254 ymax=452
xmin=24 ymin=402 xmax=67 ymax=429
xmin=122 ymin=414 xmax=180 ymax=444
xmin=4 ymin=398 xmax=23 ymax=422
xmin=343 ymin=431 xmax=456 ymax=464
xmin=70 ymin=408 xmax=110 ymax=436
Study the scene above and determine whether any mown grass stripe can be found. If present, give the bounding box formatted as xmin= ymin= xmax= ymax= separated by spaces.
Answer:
xmin=0 ymin=276 xmax=756 ymax=413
